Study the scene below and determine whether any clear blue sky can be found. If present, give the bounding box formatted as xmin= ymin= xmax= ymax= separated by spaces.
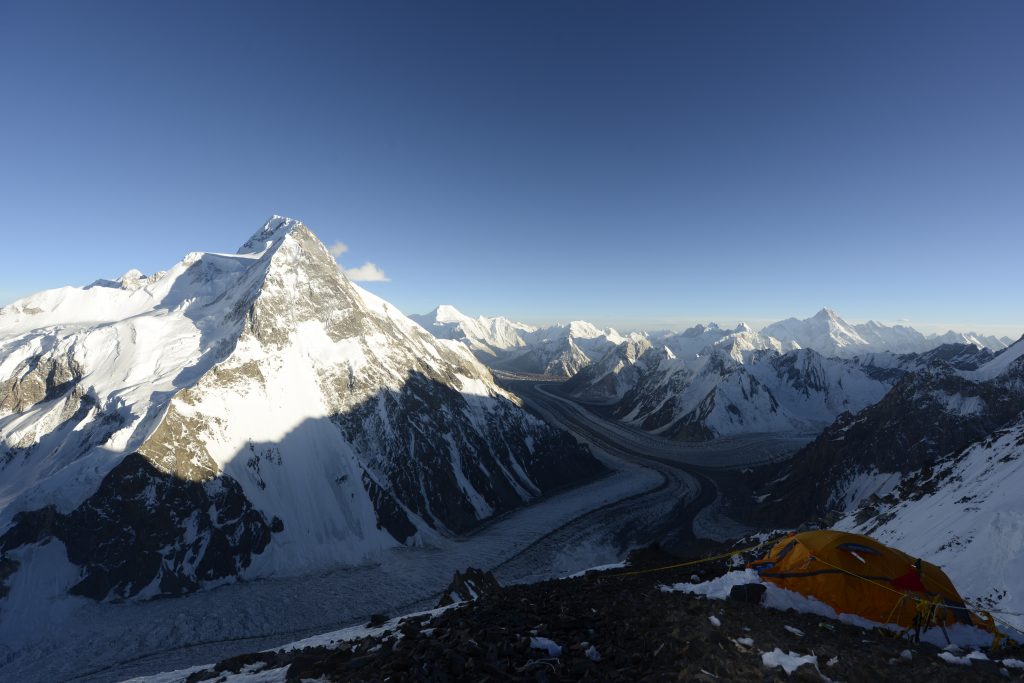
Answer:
xmin=1 ymin=1 xmax=1021 ymax=336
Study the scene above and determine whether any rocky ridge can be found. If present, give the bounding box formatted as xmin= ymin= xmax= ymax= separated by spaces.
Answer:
xmin=171 ymin=547 xmax=1023 ymax=682
xmin=760 ymin=338 xmax=1024 ymax=527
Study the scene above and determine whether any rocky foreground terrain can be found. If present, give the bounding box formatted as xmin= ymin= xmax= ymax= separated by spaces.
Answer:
xmin=175 ymin=546 xmax=1023 ymax=682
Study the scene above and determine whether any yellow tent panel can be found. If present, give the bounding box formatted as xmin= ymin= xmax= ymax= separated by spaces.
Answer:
xmin=748 ymin=530 xmax=971 ymax=629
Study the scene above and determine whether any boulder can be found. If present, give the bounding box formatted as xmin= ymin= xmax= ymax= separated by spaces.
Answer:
xmin=436 ymin=567 xmax=501 ymax=607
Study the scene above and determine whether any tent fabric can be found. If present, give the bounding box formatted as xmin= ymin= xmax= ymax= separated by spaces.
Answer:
xmin=748 ymin=530 xmax=971 ymax=628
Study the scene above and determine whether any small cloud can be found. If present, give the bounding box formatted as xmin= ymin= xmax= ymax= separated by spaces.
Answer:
xmin=328 ymin=241 xmax=349 ymax=258
xmin=344 ymin=262 xmax=390 ymax=282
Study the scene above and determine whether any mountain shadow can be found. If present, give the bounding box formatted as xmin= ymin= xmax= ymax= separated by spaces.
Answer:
xmin=0 ymin=371 xmax=602 ymax=601
xmin=0 ymin=453 xmax=277 ymax=600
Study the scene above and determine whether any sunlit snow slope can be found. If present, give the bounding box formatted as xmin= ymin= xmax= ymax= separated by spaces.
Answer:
xmin=0 ymin=217 xmax=602 ymax=601
xmin=839 ymin=413 xmax=1024 ymax=629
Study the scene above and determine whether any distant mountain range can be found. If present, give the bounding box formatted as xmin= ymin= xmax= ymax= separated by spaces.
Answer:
xmin=412 ymin=304 xmax=1015 ymax=378
xmin=411 ymin=306 xmax=644 ymax=377
xmin=562 ymin=328 xmax=1015 ymax=441
xmin=412 ymin=305 xmax=1018 ymax=445
xmin=761 ymin=307 xmax=1012 ymax=358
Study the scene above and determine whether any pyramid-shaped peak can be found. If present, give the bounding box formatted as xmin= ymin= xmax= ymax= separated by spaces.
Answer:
xmin=237 ymin=215 xmax=310 ymax=255
xmin=813 ymin=307 xmax=840 ymax=321
xmin=432 ymin=304 xmax=468 ymax=322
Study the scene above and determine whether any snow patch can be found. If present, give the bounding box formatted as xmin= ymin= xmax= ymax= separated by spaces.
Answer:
xmin=529 ymin=636 xmax=563 ymax=657
xmin=761 ymin=648 xmax=818 ymax=675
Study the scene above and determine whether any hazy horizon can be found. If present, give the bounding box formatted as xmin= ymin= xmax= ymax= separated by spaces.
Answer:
xmin=412 ymin=307 xmax=1023 ymax=341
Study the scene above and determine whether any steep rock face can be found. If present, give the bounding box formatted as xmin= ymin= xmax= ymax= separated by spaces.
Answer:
xmin=0 ymin=351 xmax=84 ymax=418
xmin=561 ymin=338 xmax=655 ymax=402
xmin=856 ymin=343 xmax=996 ymax=374
xmin=662 ymin=357 xmax=787 ymax=441
xmin=607 ymin=345 xmax=892 ymax=442
xmin=568 ymin=324 xmax=785 ymax=408
xmin=594 ymin=335 xmax=1004 ymax=446
xmin=0 ymin=217 xmax=602 ymax=600
xmin=613 ymin=351 xmax=775 ymax=440
xmin=916 ymin=343 xmax=996 ymax=370
xmin=0 ymin=454 xmax=277 ymax=600
xmin=329 ymin=368 xmax=597 ymax=536
xmin=760 ymin=342 xmax=1024 ymax=526
xmin=751 ymin=348 xmax=893 ymax=424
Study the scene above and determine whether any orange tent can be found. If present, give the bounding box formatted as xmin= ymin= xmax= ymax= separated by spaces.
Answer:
xmin=748 ymin=530 xmax=972 ymax=629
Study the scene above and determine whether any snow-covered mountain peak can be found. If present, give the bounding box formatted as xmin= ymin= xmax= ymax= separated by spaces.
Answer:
xmin=408 ymin=306 xmax=537 ymax=359
xmin=565 ymin=320 xmax=604 ymax=339
xmin=679 ymin=323 xmax=721 ymax=338
xmin=762 ymin=309 xmax=871 ymax=357
xmin=118 ymin=268 xmax=145 ymax=282
xmin=0 ymin=217 xmax=602 ymax=601
xmin=432 ymin=304 xmax=468 ymax=323
xmin=236 ymin=215 xmax=310 ymax=255
xmin=762 ymin=310 xmax=1012 ymax=358
xmin=84 ymin=267 xmax=164 ymax=292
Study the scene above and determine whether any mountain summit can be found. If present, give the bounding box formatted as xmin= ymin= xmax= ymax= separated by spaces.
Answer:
xmin=0 ymin=217 xmax=602 ymax=601
xmin=237 ymin=214 xmax=306 ymax=254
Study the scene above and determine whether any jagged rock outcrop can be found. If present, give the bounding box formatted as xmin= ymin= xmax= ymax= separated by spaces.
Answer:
xmin=436 ymin=567 xmax=501 ymax=607
xmin=605 ymin=345 xmax=892 ymax=441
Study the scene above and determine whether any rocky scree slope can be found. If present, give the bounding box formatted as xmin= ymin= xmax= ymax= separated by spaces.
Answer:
xmin=0 ymin=217 xmax=602 ymax=601
xmin=171 ymin=547 xmax=1023 ymax=683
